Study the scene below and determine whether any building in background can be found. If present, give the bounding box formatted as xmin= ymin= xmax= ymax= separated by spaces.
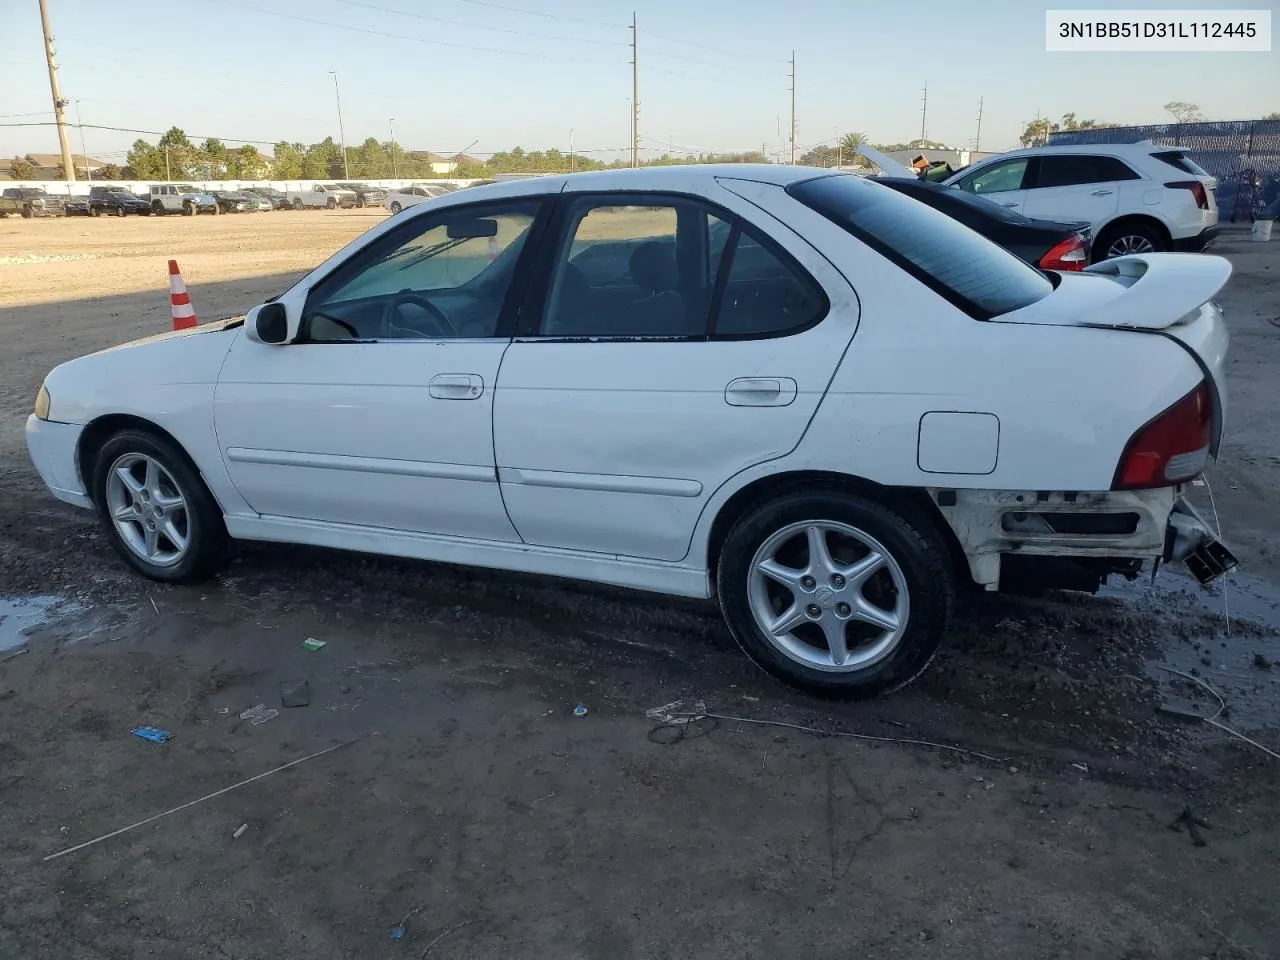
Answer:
xmin=0 ymin=153 xmax=110 ymax=180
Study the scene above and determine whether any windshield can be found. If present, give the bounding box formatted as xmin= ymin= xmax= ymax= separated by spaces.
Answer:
xmin=789 ymin=174 xmax=1054 ymax=320
xmin=176 ymin=185 xmax=198 ymax=192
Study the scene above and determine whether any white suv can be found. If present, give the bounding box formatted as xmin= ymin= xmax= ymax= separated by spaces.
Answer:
xmin=944 ymin=141 xmax=1219 ymax=262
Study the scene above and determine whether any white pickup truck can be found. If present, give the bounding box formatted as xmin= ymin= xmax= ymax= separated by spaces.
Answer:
xmin=287 ymin=184 xmax=358 ymax=210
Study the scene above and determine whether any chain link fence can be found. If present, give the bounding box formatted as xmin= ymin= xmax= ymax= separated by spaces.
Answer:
xmin=1048 ymin=120 xmax=1280 ymax=222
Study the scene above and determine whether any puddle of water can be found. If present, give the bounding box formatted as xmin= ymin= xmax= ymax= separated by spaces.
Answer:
xmin=1102 ymin=571 xmax=1280 ymax=731
xmin=0 ymin=595 xmax=63 ymax=653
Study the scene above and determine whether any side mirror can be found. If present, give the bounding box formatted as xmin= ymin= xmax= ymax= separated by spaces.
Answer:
xmin=245 ymin=302 xmax=289 ymax=344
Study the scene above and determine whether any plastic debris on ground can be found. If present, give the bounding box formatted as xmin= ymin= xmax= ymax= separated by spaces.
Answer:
xmin=239 ymin=704 xmax=279 ymax=726
xmin=390 ymin=926 xmax=405 ymax=940
xmin=232 ymin=823 xmax=248 ymax=839
xmin=302 ymin=638 xmax=326 ymax=651
xmin=279 ymin=679 xmax=311 ymax=708
xmin=132 ymin=726 xmax=172 ymax=744
xmin=573 ymin=704 xmax=588 ymax=718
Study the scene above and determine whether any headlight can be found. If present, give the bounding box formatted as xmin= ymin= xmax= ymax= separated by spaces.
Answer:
xmin=34 ymin=384 xmax=51 ymax=420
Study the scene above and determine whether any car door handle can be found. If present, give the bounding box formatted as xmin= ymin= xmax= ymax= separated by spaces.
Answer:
xmin=1000 ymin=201 xmax=1019 ymax=207
xmin=725 ymin=377 xmax=798 ymax=407
xmin=1091 ymin=189 xmax=1114 ymax=196
xmin=429 ymin=373 xmax=483 ymax=399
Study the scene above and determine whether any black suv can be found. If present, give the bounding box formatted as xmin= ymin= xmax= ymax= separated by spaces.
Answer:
xmin=89 ymin=186 xmax=151 ymax=217
xmin=336 ymin=182 xmax=387 ymax=207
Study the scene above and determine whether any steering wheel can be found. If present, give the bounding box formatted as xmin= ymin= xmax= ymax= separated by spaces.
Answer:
xmin=380 ymin=293 xmax=457 ymax=338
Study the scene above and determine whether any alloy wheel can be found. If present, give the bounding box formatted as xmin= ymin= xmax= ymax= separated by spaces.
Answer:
xmin=747 ymin=520 xmax=909 ymax=673
xmin=104 ymin=453 xmax=191 ymax=567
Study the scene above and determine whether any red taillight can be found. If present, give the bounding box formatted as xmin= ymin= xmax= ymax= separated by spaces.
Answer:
xmin=1039 ymin=233 xmax=1089 ymax=271
xmin=1113 ymin=381 xmax=1213 ymax=490
xmin=1165 ymin=180 xmax=1208 ymax=210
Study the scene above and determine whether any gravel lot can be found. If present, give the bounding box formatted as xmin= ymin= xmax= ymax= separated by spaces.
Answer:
xmin=1 ymin=212 xmax=1278 ymax=959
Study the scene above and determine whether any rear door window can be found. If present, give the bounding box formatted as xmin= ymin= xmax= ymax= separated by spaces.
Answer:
xmin=1034 ymin=155 xmax=1139 ymax=188
xmin=789 ymin=174 xmax=1054 ymax=320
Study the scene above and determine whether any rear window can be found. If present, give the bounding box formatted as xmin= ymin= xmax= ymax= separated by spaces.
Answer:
xmin=788 ymin=174 xmax=1054 ymax=320
xmin=1152 ymin=150 xmax=1211 ymax=178
xmin=879 ymin=179 xmax=1035 ymax=225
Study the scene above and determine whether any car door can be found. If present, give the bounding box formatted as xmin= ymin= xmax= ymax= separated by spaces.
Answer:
xmin=492 ymin=180 xmax=859 ymax=562
xmin=214 ymin=196 xmax=550 ymax=539
xmin=1021 ymin=154 xmax=1128 ymax=228
xmin=950 ymin=156 xmax=1033 ymax=214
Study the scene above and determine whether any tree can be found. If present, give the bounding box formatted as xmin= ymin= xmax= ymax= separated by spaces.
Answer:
xmin=9 ymin=156 xmax=34 ymax=180
xmin=1019 ymin=118 xmax=1058 ymax=147
xmin=271 ymin=142 xmax=304 ymax=179
xmin=200 ymin=138 xmax=229 ymax=178
xmin=840 ymin=131 xmax=868 ymax=157
xmin=1264 ymin=111 xmax=1280 ymax=121
xmin=1164 ymin=101 xmax=1202 ymax=123
xmin=98 ymin=163 xmax=123 ymax=180
xmin=127 ymin=138 xmax=165 ymax=178
xmin=227 ymin=145 xmax=268 ymax=180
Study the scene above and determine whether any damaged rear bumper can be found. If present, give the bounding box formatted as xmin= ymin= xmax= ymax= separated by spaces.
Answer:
xmin=929 ymin=486 xmax=1236 ymax=590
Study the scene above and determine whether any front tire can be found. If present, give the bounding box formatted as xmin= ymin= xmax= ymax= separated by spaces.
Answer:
xmin=326 ymin=197 xmax=337 ymax=209
xmin=717 ymin=488 xmax=954 ymax=698
xmin=183 ymin=201 xmax=195 ymax=216
xmin=90 ymin=429 xmax=228 ymax=584
xmin=1096 ymin=222 xmax=1165 ymax=261
xmin=389 ymin=201 xmax=402 ymax=214
xmin=292 ymin=198 xmax=304 ymax=210
xmin=116 ymin=205 xmax=128 ymax=217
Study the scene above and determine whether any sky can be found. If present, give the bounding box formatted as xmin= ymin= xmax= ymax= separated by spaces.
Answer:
xmin=1 ymin=0 xmax=1276 ymax=166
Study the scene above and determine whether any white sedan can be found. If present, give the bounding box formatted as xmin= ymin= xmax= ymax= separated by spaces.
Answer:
xmin=26 ymin=165 xmax=1235 ymax=697
xmin=383 ymin=183 xmax=447 ymax=214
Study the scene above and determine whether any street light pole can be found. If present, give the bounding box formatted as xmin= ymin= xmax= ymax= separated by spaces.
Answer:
xmin=75 ymin=100 xmax=91 ymax=183
xmin=329 ymin=70 xmax=349 ymax=179
xmin=389 ymin=117 xmax=397 ymax=179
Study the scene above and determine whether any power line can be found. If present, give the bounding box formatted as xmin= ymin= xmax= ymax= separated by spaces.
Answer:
xmin=448 ymin=0 xmax=625 ymax=29
xmin=195 ymin=0 xmax=620 ymax=63
xmin=329 ymin=0 xmax=625 ymax=46
xmin=638 ymin=28 xmax=759 ymax=57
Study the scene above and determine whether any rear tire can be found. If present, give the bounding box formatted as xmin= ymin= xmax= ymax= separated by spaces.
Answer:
xmin=1095 ymin=222 xmax=1166 ymax=262
xmin=21 ymin=205 xmax=33 ymax=219
xmin=152 ymin=201 xmax=165 ymax=216
xmin=91 ymin=206 xmax=101 ymax=217
xmin=717 ymin=488 xmax=954 ymax=698
xmin=209 ymin=203 xmax=221 ymax=216
xmin=389 ymin=201 xmax=402 ymax=214
xmin=90 ymin=429 xmax=228 ymax=584
xmin=292 ymin=198 xmax=303 ymax=210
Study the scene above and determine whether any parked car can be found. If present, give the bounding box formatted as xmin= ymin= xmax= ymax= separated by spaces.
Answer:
xmin=24 ymin=165 xmax=1236 ymax=699
xmin=287 ymin=184 xmax=357 ymax=209
xmin=0 ymin=187 xmax=66 ymax=218
xmin=336 ymin=182 xmax=387 ymax=207
xmin=64 ymin=195 xmax=92 ymax=217
xmin=241 ymin=187 xmax=289 ymax=210
xmin=875 ymin=177 xmax=1092 ymax=271
xmin=89 ymin=186 xmax=151 ymax=217
xmin=210 ymin=190 xmax=256 ymax=214
xmin=149 ymin=184 xmax=218 ymax=216
xmin=942 ymin=141 xmax=1219 ymax=262
xmin=383 ymin=183 xmax=447 ymax=214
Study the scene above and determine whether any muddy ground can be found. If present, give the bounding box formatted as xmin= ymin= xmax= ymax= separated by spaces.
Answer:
xmin=1 ymin=213 xmax=1278 ymax=959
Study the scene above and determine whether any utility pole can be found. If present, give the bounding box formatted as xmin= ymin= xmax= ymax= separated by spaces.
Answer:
xmin=38 ymin=0 xmax=76 ymax=181
xmin=835 ymin=124 xmax=840 ymax=169
xmin=974 ymin=97 xmax=984 ymax=152
xmin=329 ymin=70 xmax=349 ymax=179
xmin=74 ymin=100 xmax=90 ymax=183
xmin=630 ymin=12 xmax=639 ymax=168
xmin=389 ymin=118 xmax=397 ymax=178
xmin=569 ymin=128 xmax=575 ymax=172
xmin=789 ymin=51 xmax=797 ymax=164
xmin=919 ymin=81 xmax=928 ymax=144
xmin=164 ymin=147 xmax=170 ymax=181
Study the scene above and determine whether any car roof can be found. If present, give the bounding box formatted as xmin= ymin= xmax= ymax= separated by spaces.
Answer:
xmin=447 ymin=163 xmax=823 ymax=203
xmin=977 ymin=140 xmax=1161 ymax=160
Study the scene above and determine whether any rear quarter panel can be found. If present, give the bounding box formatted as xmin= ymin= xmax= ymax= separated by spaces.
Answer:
xmin=688 ymin=182 xmax=1206 ymax=564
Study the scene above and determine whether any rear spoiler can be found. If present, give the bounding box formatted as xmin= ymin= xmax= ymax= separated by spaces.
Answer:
xmin=1082 ymin=253 xmax=1232 ymax=330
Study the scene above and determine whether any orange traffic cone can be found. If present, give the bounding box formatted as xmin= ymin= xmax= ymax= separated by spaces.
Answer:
xmin=168 ymin=259 xmax=198 ymax=330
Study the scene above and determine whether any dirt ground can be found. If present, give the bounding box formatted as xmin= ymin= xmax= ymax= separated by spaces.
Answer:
xmin=1 ymin=212 xmax=1279 ymax=959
